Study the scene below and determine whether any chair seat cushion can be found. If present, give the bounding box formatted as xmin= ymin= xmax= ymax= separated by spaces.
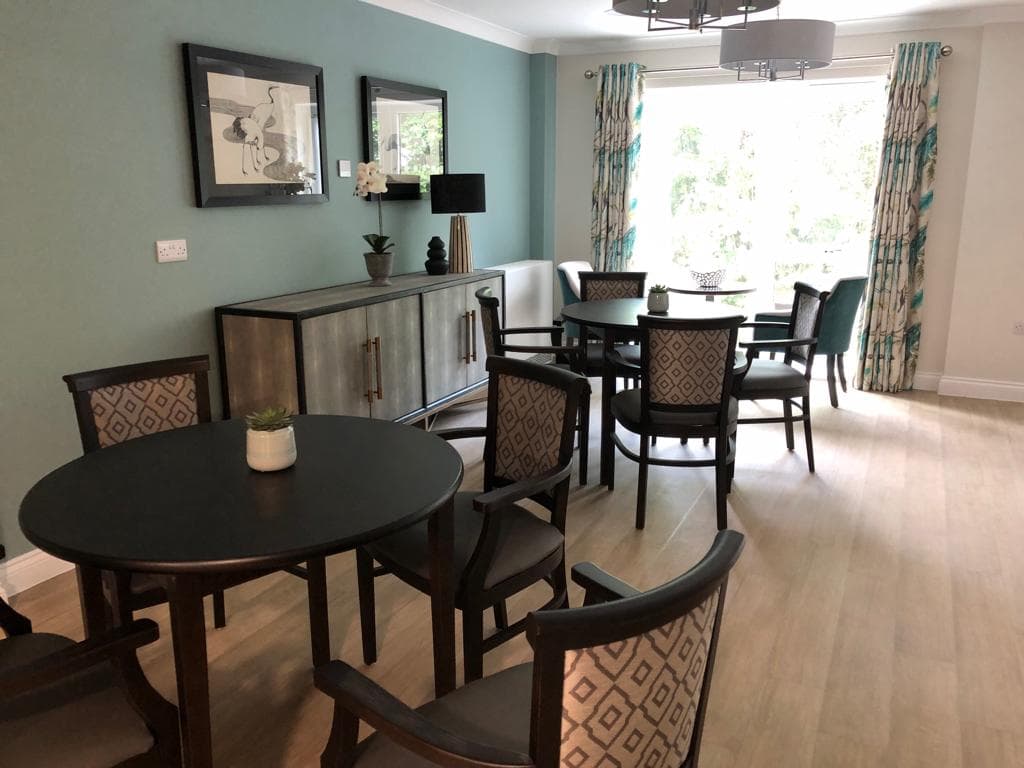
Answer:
xmin=367 ymin=493 xmax=564 ymax=592
xmin=611 ymin=389 xmax=738 ymax=433
xmin=738 ymin=360 xmax=809 ymax=395
xmin=353 ymin=662 xmax=533 ymax=767
xmin=0 ymin=634 xmax=155 ymax=767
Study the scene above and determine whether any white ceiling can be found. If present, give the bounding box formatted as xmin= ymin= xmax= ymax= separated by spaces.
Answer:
xmin=360 ymin=0 xmax=1024 ymax=53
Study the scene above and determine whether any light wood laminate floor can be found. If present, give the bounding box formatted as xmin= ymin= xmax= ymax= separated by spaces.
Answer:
xmin=11 ymin=382 xmax=1024 ymax=767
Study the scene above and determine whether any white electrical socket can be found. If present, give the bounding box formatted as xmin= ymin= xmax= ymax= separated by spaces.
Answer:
xmin=156 ymin=239 xmax=188 ymax=263
xmin=338 ymin=160 xmax=352 ymax=178
xmin=1014 ymin=321 xmax=1024 ymax=336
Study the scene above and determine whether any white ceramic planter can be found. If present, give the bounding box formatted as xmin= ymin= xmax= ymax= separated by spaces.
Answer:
xmin=246 ymin=426 xmax=297 ymax=472
xmin=647 ymin=291 xmax=670 ymax=313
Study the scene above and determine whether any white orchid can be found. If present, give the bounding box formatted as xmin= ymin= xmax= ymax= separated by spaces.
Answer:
xmin=354 ymin=161 xmax=393 ymax=254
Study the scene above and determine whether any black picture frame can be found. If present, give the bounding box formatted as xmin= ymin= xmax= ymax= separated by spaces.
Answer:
xmin=183 ymin=43 xmax=329 ymax=208
xmin=361 ymin=76 xmax=448 ymax=201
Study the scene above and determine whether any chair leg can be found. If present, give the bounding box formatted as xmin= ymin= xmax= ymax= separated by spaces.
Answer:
xmin=703 ymin=436 xmax=710 ymax=446
xmin=578 ymin=397 xmax=589 ymax=486
xmin=356 ymin=548 xmax=378 ymax=665
xmin=551 ymin=556 xmax=569 ymax=608
xmin=463 ymin=608 xmax=485 ymax=684
xmin=826 ymin=354 xmax=839 ymax=408
xmin=212 ymin=590 xmax=227 ymax=629
xmin=715 ymin=437 xmax=729 ymax=531
xmin=727 ymin=433 xmax=737 ymax=494
xmin=837 ymin=353 xmax=848 ymax=392
xmin=636 ymin=435 xmax=650 ymax=530
xmin=783 ymin=399 xmax=795 ymax=450
xmin=493 ymin=600 xmax=509 ymax=631
xmin=803 ymin=395 xmax=816 ymax=473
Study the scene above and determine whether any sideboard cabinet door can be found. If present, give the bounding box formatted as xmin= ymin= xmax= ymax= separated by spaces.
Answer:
xmin=302 ymin=308 xmax=372 ymax=417
xmin=422 ymin=285 xmax=469 ymax=405
xmin=366 ymin=296 xmax=423 ymax=421
xmin=466 ymin=275 xmax=504 ymax=385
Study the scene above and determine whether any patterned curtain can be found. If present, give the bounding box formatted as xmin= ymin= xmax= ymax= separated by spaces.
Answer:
xmin=591 ymin=63 xmax=644 ymax=272
xmin=855 ymin=42 xmax=940 ymax=392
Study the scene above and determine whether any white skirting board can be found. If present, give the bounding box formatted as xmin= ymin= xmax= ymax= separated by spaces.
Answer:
xmin=937 ymin=375 xmax=1024 ymax=402
xmin=490 ymin=260 xmax=554 ymax=360
xmin=913 ymin=370 xmax=942 ymax=391
xmin=0 ymin=548 xmax=75 ymax=599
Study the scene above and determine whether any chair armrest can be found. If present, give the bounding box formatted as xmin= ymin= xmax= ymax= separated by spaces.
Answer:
xmin=0 ymin=619 xmax=159 ymax=699
xmin=753 ymin=311 xmax=790 ymax=321
xmin=742 ymin=321 xmax=790 ymax=330
xmin=571 ymin=563 xmax=641 ymax=605
xmin=499 ymin=326 xmax=565 ymax=336
xmin=473 ymin=464 xmax=573 ymax=514
xmin=502 ymin=344 xmax=581 ymax=358
xmin=604 ymin=348 xmax=641 ymax=372
xmin=315 ymin=661 xmax=534 ymax=768
xmin=739 ymin=337 xmax=816 ymax=352
xmin=432 ymin=426 xmax=488 ymax=442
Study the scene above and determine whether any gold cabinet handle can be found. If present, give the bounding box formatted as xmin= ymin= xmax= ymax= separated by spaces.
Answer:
xmin=373 ymin=336 xmax=383 ymax=400
xmin=470 ymin=310 xmax=478 ymax=362
xmin=463 ymin=312 xmax=472 ymax=365
xmin=364 ymin=339 xmax=374 ymax=405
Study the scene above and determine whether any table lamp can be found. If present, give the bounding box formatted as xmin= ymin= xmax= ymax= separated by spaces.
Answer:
xmin=430 ymin=174 xmax=486 ymax=274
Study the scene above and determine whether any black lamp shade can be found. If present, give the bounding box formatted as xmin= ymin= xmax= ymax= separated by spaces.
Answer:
xmin=430 ymin=174 xmax=486 ymax=214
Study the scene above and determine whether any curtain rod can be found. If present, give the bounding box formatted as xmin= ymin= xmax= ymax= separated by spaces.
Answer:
xmin=583 ymin=44 xmax=953 ymax=79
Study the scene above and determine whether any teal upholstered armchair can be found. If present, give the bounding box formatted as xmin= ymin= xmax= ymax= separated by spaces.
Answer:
xmin=752 ymin=276 xmax=868 ymax=408
xmin=555 ymin=260 xmax=592 ymax=340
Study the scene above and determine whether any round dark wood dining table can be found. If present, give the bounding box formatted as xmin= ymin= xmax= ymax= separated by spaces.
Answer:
xmin=560 ymin=296 xmax=747 ymax=486
xmin=19 ymin=415 xmax=464 ymax=768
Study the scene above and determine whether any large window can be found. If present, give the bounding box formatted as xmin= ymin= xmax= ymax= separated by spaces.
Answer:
xmin=632 ymin=77 xmax=886 ymax=308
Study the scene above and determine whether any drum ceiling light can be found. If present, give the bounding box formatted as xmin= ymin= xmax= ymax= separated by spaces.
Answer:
xmin=611 ymin=0 xmax=780 ymax=32
xmin=719 ymin=18 xmax=837 ymax=80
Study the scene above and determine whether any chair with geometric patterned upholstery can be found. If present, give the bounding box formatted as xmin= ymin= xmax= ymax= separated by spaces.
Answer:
xmin=0 ymin=542 xmax=181 ymax=767
xmin=577 ymin=271 xmax=647 ymax=378
xmin=316 ymin=529 xmax=744 ymax=768
xmin=356 ymin=356 xmax=591 ymax=684
xmin=607 ymin=315 xmax=745 ymax=531
xmin=62 ymin=355 xmax=229 ymax=628
xmin=734 ymin=282 xmax=830 ymax=473
xmin=475 ymin=286 xmax=590 ymax=486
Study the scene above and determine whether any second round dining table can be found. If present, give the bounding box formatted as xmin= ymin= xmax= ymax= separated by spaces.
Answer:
xmin=560 ymin=296 xmax=746 ymax=486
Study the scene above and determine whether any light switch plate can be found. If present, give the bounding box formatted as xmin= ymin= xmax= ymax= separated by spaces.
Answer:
xmin=338 ymin=160 xmax=352 ymax=178
xmin=156 ymin=239 xmax=187 ymax=263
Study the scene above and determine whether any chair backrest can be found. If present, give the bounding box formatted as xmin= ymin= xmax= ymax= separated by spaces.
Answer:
xmin=557 ymin=261 xmax=594 ymax=305
xmin=483 ymin=356 xmax=589 ymax=498
xmin=475 ymin=286 xmax=504 ymax=358
xmin=579 ymin=271 xmax=647 ymax=302
xmin=784 ymin=283 xmax=830 ymax=370
xmin=640 ymin=315 xmax=744 ymax=425
xmin=818 ymin=276 xmax=868 ymax=355
xmin=63 ymin=355 xmax=212 ymax=453
xmin=528 ymin=530 xmax=745 ymax=768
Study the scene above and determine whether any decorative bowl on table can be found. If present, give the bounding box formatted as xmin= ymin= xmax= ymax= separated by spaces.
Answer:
xmin=690 ymin=268 xmax=726 ymax=289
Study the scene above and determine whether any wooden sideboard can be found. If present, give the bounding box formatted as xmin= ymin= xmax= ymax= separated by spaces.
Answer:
xmin=215 ymin=270 xmax=504 ymax=422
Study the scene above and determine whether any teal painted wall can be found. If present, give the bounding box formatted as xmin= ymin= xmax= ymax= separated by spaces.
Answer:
xmin=0 ymin=0 xmax=534 ymax=558
xmin=529 ymin=54 xmax=557 ymax=264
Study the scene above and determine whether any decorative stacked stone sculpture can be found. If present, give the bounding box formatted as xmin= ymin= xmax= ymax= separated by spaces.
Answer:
xmin=425 ymin=236 xmax=449 ymax=275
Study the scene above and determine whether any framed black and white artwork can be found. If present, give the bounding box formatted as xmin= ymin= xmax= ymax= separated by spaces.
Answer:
xmin=183 ymin=44 xmax=329 ymax=207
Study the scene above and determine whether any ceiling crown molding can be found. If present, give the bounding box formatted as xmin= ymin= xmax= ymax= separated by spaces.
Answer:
xmin=357 ymin=0 xmax=544 ymax=54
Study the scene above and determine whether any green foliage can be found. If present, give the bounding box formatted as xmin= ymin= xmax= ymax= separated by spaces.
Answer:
xmin=650 ymin=284 xmax=668 ymax=293
xmin=396 ymin=112 xmax=444 ymax=196
xmin=245 ymin=406 xmax=294 ymax=432
xmin=362 ymin=234 xmax=395 ymax=254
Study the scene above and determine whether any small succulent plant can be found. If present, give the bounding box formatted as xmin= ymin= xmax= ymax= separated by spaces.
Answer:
xmin=245 ymin=406 xmax=294 ymax=432
xmin=650 ymin=284 xmax=669 ymax=293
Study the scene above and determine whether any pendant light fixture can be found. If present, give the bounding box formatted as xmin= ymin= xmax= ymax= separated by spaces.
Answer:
xmin=719 ymin=18 xmax=836 ymax=80
xmin=611 ymin=0 xmax=780 ymax=32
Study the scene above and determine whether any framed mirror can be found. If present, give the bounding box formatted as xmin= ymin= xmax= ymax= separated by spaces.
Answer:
xmin=361 ymin=76 xmax=448 ymax=201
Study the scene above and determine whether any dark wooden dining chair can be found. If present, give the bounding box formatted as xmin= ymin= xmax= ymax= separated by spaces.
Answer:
xmin=318 ymin=530 xmax=744 ymax=768
xmin=0 ymin=549 xmax=181 ymax=767
xmin=608 ymin=315 xmax=745 ymax=530
xmin=357 ymin=356 xmax=590 ymax=683
xmin=578 ymin=271 xmax=647 ymax=387
xmin=476 ymin=286 xmax=590 ymax=486
xmin=62 ymin=355 xmax=230 ymax=628
xmin=734 ymin=282 xmax=830 ymax=472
